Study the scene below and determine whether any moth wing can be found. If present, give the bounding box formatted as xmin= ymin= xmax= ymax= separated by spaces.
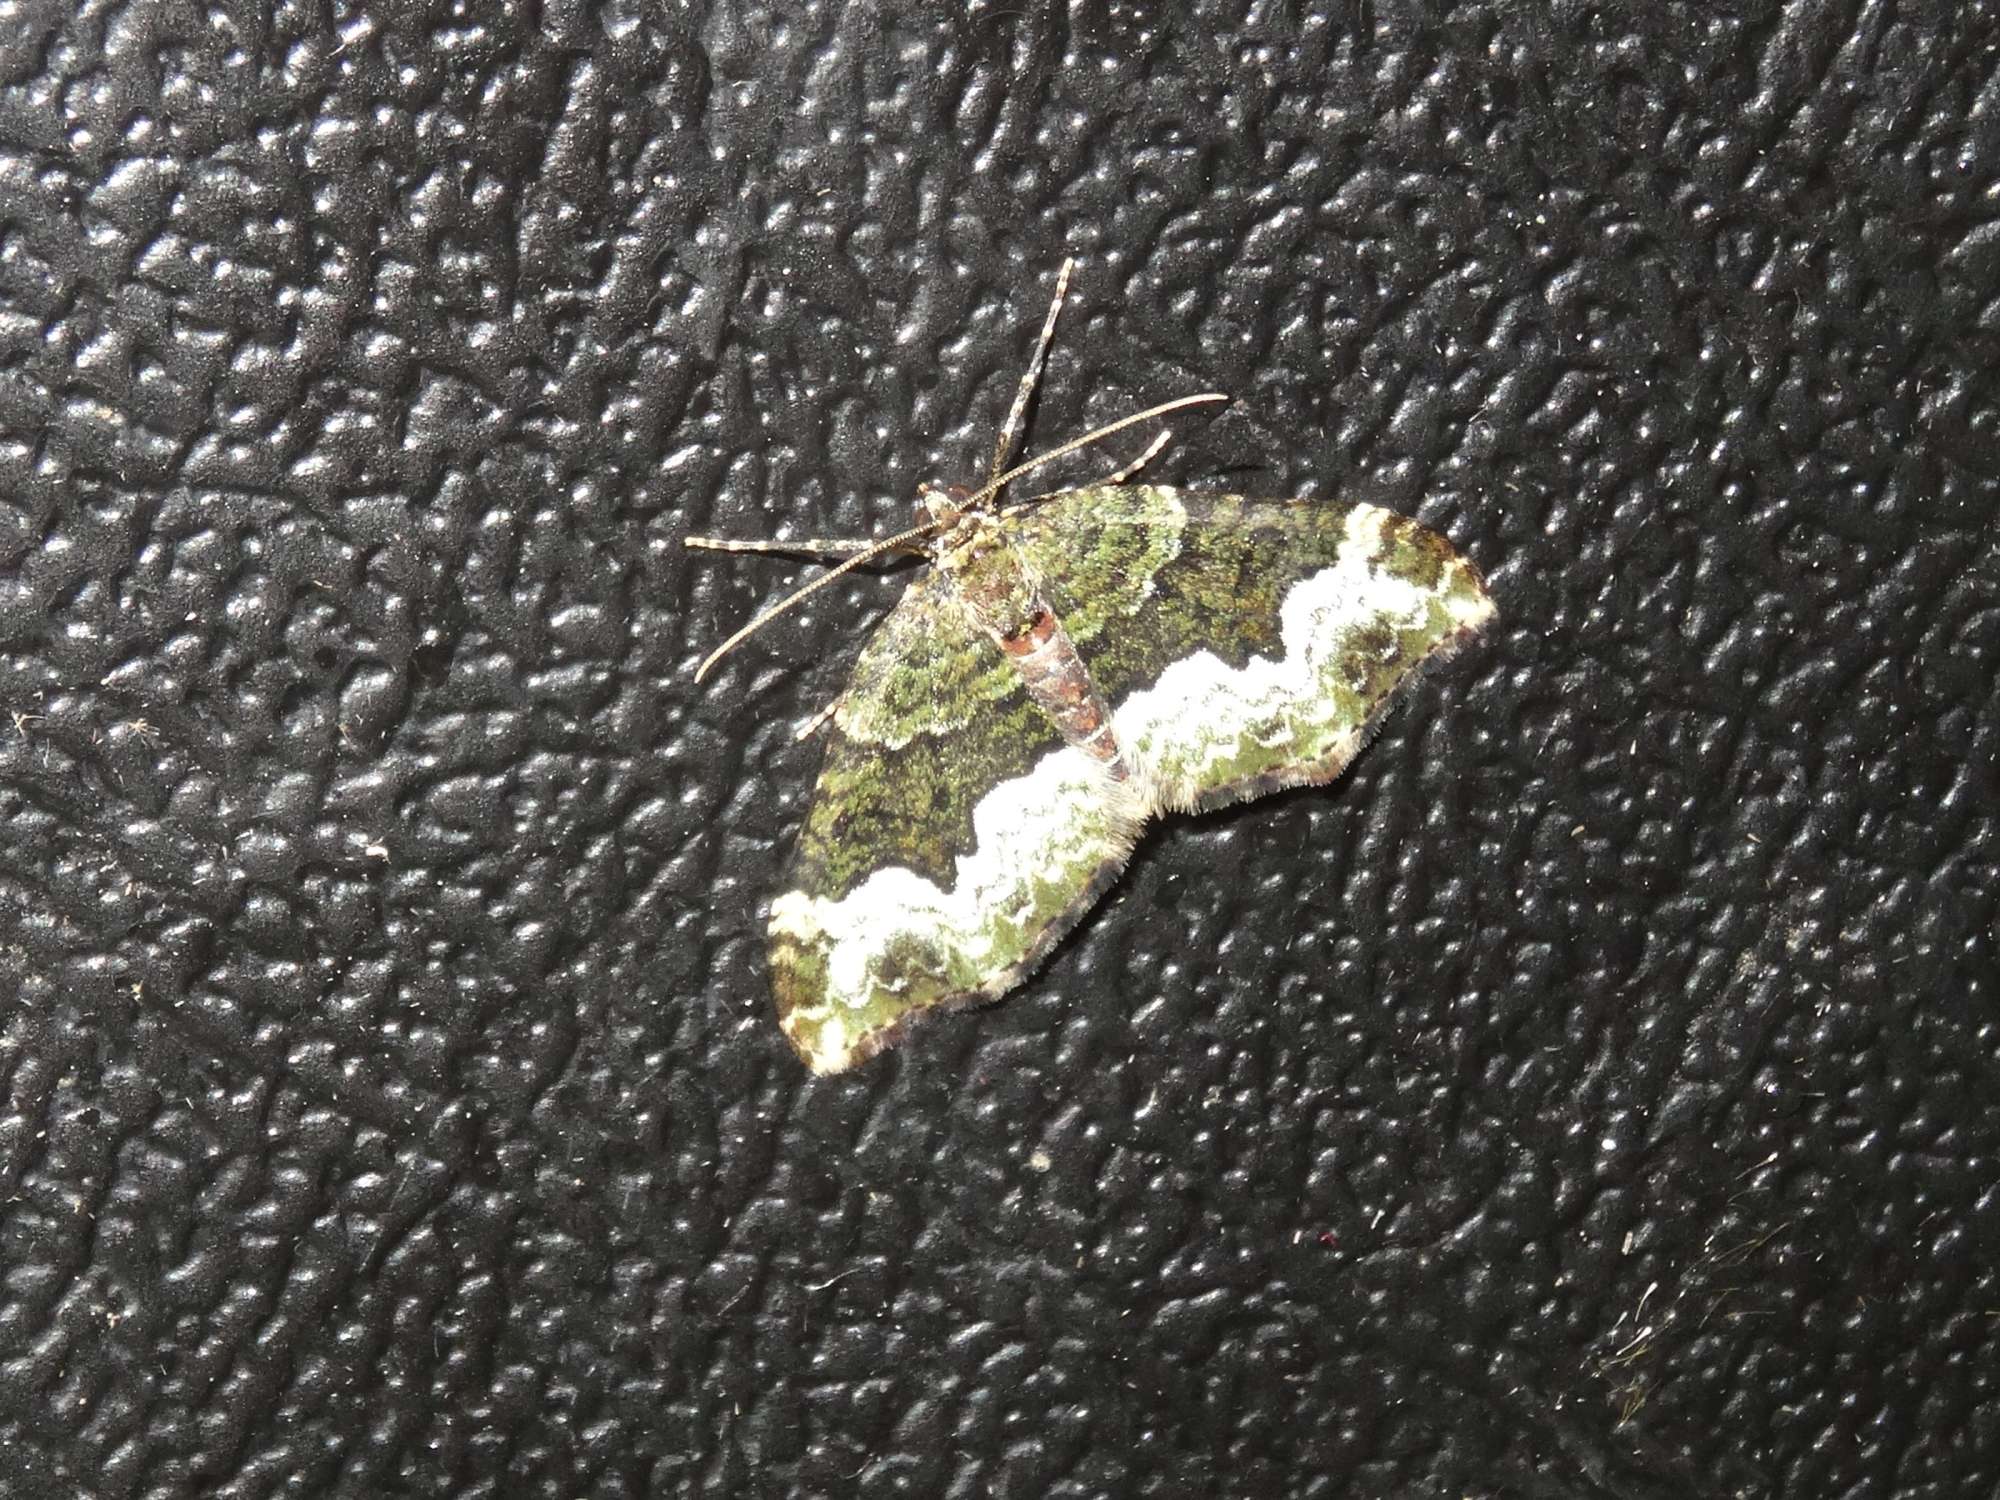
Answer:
xmin=768 ymin=568 xmax=1147 ymax=1074
xmin=765 ymin=486 xmax=1493 ymax=1073
xmin=1008 ymin=484 xmax=1495 ymax=812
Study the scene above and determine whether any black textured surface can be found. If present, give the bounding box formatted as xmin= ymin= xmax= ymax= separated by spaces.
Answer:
xmin=2 ymin=3 xmax=1997 ymax=1496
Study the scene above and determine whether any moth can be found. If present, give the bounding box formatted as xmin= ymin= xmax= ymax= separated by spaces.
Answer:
xmin=688 ymin=261 xmax=1495 ymax=1073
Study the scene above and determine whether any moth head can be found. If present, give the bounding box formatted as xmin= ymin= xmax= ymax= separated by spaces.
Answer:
xmin=914 ymin=484 xmax=975 ymax=542
xmin=915 ymin=483 xmax=970 ymax=522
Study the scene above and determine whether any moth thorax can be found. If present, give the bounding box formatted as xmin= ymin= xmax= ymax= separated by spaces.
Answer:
xmin=939 ymin=511 xmax=1010 ymax=571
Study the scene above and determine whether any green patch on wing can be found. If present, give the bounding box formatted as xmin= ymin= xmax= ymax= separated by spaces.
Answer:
xmin=788 ymin=571 xmax=1062 ymax=899
xmin=771 ymin=556 xmax=1148 ymax=1074
xmin=1013 ymin=485 xmax=1492 ymax=809
xmin=771 ymin=740 xmax=1143 ymax=1074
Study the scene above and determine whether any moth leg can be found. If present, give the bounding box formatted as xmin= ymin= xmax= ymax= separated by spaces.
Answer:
xmin=684 ymin=534 xmax=885 ymax=559
xmin=989 ymin=256 xmax=1075 ymax=488
xmin=792 ymin=699 xmax=839 ymax=741
xmin=1099 ymin=427 xmax=1173 ymax=486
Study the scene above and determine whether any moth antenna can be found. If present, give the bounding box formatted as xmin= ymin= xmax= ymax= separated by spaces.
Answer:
xmin=793 ymin=699 xmax=839 ymax=741
xmin=963 ymin=391 xmax=1228 ymax=511
xmin=684 ymin=535 xmax=885 ymax=559
xmin=990 ymin=256 xmax=1074 ymax=484
xmin=692 ymin=515 xmax=945 ymax=683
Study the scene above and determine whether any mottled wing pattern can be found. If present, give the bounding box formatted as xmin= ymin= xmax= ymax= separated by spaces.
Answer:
xmin=767 ymin=485 xmax=1494 ymax=1074
xmin=770 ymin=567 xmax=1148 ymax=1073
xmin=1009 ymin=485 xmax=1495 ymax=812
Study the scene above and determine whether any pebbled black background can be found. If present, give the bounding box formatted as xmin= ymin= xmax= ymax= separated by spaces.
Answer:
xmin=2 ymin=2 xmax=1996 ymax=1496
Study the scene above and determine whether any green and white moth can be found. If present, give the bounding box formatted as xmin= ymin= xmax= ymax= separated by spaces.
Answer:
xmin=688 ymin=261 xmax=1494 ymax=1072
